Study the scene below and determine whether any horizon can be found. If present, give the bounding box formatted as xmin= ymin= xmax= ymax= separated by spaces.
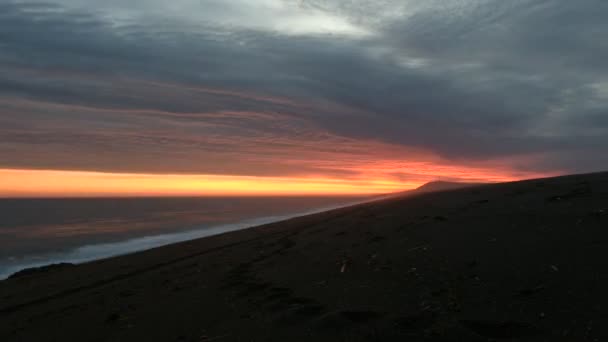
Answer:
xmin=0 ymin=168 xmax=503 ymax=198
xmin=1 ymin=1 xmax=607 ymax=196
xmin=0 ymin=168 xmax=550 ymax=198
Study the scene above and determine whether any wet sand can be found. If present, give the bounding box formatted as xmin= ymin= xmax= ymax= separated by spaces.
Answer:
xmin=1 ymin=172 xmax=608 ymax=341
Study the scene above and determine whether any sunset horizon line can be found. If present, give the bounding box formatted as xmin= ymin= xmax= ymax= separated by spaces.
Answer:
xmin=0 ymin=168 xmax=422 ymax=198
xmin=0 ymin=167 xmax=534 ymax=198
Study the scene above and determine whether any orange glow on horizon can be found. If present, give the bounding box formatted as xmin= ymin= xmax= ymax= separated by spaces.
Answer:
xmin=0 ymin=167 xmax=557 ymax=198
xmin=0 ymin=169 xmax=418 ymax=197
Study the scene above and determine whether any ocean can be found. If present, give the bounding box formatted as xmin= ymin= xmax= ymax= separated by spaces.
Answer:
xmin=0 ymin=196 xmax=371 ymax=279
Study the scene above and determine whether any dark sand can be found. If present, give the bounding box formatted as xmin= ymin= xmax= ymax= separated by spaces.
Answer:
xmin=1 ymin=172 xmax=608 ymax=341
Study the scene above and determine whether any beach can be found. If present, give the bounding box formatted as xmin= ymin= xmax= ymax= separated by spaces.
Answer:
xmin=1 ymin=172 xmax=608 ymax=341
xmin=0 ymin=196 xmax=369 ymax=279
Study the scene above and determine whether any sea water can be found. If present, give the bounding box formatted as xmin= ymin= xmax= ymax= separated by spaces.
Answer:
xmin=0 ymin=196 xmax=370 ymax=279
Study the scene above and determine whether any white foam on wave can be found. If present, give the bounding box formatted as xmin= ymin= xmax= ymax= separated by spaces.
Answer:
xmin=0 ymin=198 xmax=374 ymax=280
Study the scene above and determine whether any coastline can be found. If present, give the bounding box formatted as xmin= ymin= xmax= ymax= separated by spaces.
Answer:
xmin=0 ymin=196 xmax=379 ymax=280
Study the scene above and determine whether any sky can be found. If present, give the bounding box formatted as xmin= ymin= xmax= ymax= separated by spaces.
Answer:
xmin=1 ymin=0 xmax=607 ymax=196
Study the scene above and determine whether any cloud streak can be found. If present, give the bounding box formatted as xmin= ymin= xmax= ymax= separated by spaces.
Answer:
xmin=1 ymin=0 xmax=606 ymax=194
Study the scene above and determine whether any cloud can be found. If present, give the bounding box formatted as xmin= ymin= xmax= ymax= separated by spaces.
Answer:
xmin=35 ymin=0 xmax=369 ymax=36
xmin=1 ymin=0 xmax=607 ymax=187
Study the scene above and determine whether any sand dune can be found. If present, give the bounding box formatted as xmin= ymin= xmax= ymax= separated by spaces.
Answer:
xmin=1 ymin=172 xmax=608 ymax=341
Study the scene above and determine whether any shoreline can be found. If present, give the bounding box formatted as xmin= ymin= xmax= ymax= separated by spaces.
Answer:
xmin=1 ymin=196 xmax=382 ymax=280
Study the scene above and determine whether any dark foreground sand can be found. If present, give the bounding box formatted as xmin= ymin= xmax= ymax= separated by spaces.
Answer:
xmin=1 ymin=172 xmax=608 ymax=341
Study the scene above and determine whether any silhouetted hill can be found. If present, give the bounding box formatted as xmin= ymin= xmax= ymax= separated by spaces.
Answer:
xmin=415 ymin=180 xmax=484 ymax=193
xmin=387 ymin=180 xmax=484 ymax=199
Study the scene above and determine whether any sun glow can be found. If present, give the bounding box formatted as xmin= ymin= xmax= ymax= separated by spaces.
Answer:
xmin=0 ymin=163 xmax=557 ymax=198
xmin=0 ymin=169 xmax=416 ymax=197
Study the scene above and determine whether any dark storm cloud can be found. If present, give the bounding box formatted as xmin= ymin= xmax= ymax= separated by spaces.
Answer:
xmin=1 ymin=0 xmax=607 ymax=177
